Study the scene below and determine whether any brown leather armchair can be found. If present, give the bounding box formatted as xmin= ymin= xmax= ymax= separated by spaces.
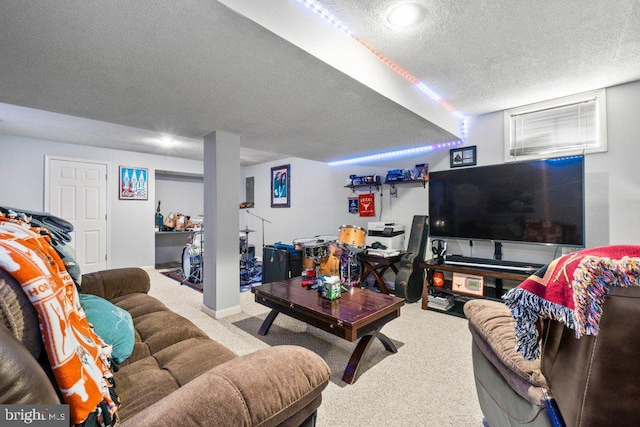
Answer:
xmin=539 ymin=286 xmax=640 ymax=426
xmin=465 ymin=285 xmax=640 ymax=426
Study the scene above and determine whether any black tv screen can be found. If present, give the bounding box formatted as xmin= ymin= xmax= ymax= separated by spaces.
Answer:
xmin=428 ymin=156 xmax=584 ymax=246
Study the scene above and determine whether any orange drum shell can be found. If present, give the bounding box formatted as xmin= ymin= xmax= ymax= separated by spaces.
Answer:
xmin=338 ymin=225 xmax=366 ymax=248
xmin=319 ymin=245 xmax=341 ymax=276
xmin=302 ymin=256 xmax=316 ymax=270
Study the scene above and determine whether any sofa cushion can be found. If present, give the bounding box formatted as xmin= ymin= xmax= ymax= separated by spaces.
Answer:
xmin=115 ymin=337 xmax=238 ymax=421
xmin=119 ymin=345 xmax=330 ymax=427
xmin=79 ymin=293 xmax=135 ymax=363
xmin=110 ymin=293 xmax=227 ymax=364
xmin=465 ymin=299 xmax=548 ymax=405
xmin=108 ymin=292 xmax=238 ymax=421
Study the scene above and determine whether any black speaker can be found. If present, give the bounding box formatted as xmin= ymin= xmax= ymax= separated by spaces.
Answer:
xmin=394 ymin=215 xmax=429 ymax=302
xmin=262 ymin=246 xmax=302 ymax=284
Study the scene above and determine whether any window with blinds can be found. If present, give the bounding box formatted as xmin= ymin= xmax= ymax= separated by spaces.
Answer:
xmin=504 ymin=89 xmax=607 ymax=161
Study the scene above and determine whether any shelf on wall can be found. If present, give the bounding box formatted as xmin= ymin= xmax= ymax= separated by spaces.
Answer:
xmin=344 ymin=183 xmax=382 ymax=192
xmin=385 ymin=179 xmax=428 ymax=189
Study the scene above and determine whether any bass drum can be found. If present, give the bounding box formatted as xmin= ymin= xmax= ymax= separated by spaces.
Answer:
xmin=182 ymin=245 xmax=203 ymax=283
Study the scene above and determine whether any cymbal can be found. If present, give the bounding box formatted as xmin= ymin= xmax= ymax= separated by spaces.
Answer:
xmin=240 ymin=228 xmax=256 ymax=233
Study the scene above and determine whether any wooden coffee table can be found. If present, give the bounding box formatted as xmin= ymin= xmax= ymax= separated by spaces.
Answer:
xmin=252 ymin=277 xmax=405 ymax=383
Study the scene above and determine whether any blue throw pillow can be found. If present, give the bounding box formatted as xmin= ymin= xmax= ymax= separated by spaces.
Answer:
xmin=78 ymin=294 xmax=134 ymax=364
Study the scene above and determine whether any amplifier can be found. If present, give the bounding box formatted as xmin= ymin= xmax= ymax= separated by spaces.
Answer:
xmin=262 ymin=245 xmax=302 ymax=283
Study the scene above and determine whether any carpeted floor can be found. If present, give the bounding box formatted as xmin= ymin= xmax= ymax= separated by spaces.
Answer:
xmin=147 ymin=267 xmax=483 ymax=426
xmin=160 ymin=268 xmax=203 ymax=292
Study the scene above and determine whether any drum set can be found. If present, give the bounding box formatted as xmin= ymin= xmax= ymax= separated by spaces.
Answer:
xmin=293 ymin=235 xmax=339 ymax=279
xmin=294 ymin=224 xmax=367 ymax=287
xmin=181 ymin=228 xmax=204 ymax=284
xmin=181 ymin=223 xmax=368 ymax=288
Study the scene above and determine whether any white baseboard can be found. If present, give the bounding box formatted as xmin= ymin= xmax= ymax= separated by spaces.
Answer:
xmin=200 ymin=303 xmax=241 ymax=319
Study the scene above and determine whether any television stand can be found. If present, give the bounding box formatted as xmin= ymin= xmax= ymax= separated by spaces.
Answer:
xmin=419 ymin=260 xmax=536 ymax=317
xmin=443 ymin=255 xmax=542 ymax=274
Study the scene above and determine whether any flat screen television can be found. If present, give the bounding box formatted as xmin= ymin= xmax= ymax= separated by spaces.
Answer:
xmin=428 ymin=156 xmax=584 ymax=247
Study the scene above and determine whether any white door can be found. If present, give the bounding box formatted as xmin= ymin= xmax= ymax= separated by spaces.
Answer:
xmin=47 ymin=158 xmax=108 ymax=273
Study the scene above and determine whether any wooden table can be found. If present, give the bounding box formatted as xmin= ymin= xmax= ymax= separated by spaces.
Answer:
xmin=357 ymin=252 xmax=403 ymax=294
xmin=252 ymin=277 xmax=405 ymax=384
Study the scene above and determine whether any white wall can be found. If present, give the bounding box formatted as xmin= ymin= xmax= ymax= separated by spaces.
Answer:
xmin=0 ymin=135 xmax=203 ymax=268
xmin=241 ymin=157 xmax=388 ymax=252
xmin=156 ymin=175 xmax=204 ymax=220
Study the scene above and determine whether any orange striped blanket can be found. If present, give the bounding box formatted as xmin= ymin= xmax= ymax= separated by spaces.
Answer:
xmin=0 ymin=214 xmax=118 ymax=425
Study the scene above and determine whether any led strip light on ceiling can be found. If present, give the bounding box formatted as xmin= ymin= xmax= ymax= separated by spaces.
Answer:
xmin=294 ymin=0 xmax=465 ymax=120
xmin=294 ymin=0 xmax=468 ymax=165
xmin=328 ymin=140 xmax=463 ymax=166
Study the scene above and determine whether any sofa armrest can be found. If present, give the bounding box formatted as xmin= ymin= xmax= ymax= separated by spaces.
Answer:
xmin=120 ymin=345 xmax=330 ymax=427
xmin=81 ymin=268 xmax=151 ymax=300
xmin=0 ymin=325 xmax=61 ymax=404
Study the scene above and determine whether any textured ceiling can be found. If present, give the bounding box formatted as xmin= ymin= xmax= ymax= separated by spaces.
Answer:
xmin=0 ymin=0 xmax=639 ymax=165
xmin=327 ymin=0 xmax=640 ymax=115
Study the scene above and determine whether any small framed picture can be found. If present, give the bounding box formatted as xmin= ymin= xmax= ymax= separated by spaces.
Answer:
xmin=119 ymin=166 xmax=148 ymax=200
xmin=451 ymin=272 xmax=484 ymax=296
xmin=270 ymin=164 xmax=290 ymax=208
xmin=450 ymin=146 xmax=477 ymax=168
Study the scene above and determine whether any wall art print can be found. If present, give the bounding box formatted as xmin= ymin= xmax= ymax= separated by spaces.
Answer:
xmin=450 ymin=145 xmax=477 ymax=168
xmin=270 ymin=164 xmax=290 ymax=208
xmin=119 ymin=166 xmax=148 ymax=200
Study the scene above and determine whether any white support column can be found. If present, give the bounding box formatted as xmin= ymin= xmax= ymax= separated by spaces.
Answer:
xmin=201 ymin=130 xmax=241 ymax=319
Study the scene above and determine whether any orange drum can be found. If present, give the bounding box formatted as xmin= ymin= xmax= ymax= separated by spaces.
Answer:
xmin=301 ymin=257 xmax=316 ymax=271
xmin=319 ymin=244 xmax=341 ymax=276
xmin=338 ymin=225 xmax=366 ymax=249
xmin=294 ymin=237 xmax=320 ymax=271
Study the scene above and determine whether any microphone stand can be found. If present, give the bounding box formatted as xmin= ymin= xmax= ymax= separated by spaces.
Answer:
xmin=245 ymin=210 xmax=272 ymax=250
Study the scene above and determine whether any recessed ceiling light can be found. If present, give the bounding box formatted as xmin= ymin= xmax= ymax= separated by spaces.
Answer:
xmin=386 ymin=2 xmax=426 ymax=28
xmin=159 ymin=135 xmax=175 ymax=146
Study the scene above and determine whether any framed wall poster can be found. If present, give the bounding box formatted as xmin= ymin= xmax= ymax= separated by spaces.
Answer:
xmin=450 ymin=146 xmax=477 ymax=168
xmin=270 ymin=164 xmax=290 ymax=208
xmin=119 ymin=166 xmax=148 ymax=200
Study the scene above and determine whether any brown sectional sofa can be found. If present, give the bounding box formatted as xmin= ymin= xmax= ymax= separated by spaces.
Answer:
xmin=0 ymin=267 xmax=330 ymax=426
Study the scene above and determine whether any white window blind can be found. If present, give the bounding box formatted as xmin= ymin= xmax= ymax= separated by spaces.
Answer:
xmin=504 ymin=89 xmax=607 ymax=161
